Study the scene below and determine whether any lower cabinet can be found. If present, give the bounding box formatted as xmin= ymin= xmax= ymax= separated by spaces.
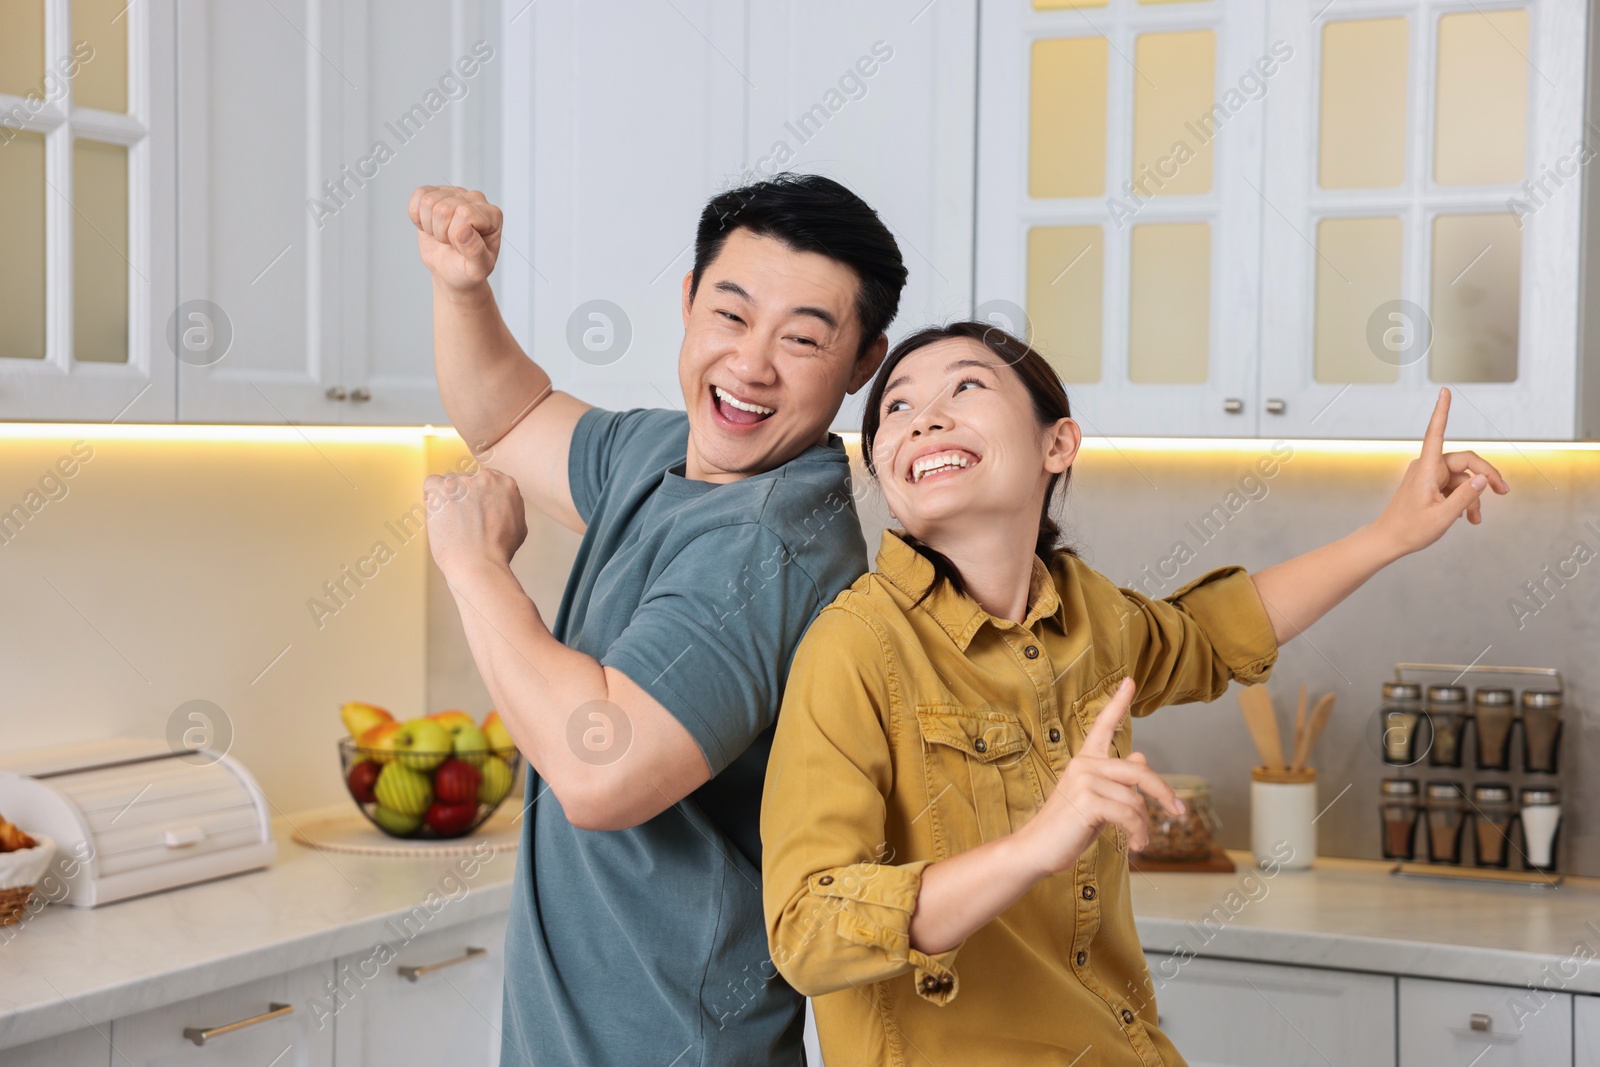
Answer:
xmin=1577 ymin=995 xmax=1600 ymax=1067
xmin=0 ymin=1025 xmax=110 ymax=1067
xmin=1399 ymin=977 xmax=1572 ymax=1067
xmin=1145 ymin=953 xmax=1397 ymax=1067
xmin=109 ymin=961 xmax=333 ymax=1066
xmin=331 ymin=913 xmax=509 ymax=1067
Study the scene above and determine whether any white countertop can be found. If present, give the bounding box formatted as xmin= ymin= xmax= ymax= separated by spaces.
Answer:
xmin=0 ymin=805 xmax=520 ymax=1051
xmin=2 ymin=819 xmax=1598 ymax=1051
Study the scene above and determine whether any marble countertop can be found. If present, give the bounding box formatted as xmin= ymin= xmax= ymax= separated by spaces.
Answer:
xmin=3 ymin=819 xmax=1598 ymax=1051
xmin=0 ymin=805 xmax=521 ymax=1051
xmin=1130 ymin=851 xmax=1600 ymax=994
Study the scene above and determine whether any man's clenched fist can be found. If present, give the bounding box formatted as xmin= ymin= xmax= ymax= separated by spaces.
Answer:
xmin=410 ymin=185 xmax=503 ymax=291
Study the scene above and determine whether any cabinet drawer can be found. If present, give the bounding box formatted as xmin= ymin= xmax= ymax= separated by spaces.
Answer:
xmin=0 ymin=1025 xmax=110 ymax=1067
xmin=1399 ymin=976 xmax=1570 ymax=1067
xmin=109 ymin=961 xmax=332 ymax=1066
xmin=1577 ymin=994 xmax=1600 ymax=1067
xmin=1146 ymin=953 xmax=1396 ymax=1067
xmin=331 ymin=913 xmax=509 ymax=1067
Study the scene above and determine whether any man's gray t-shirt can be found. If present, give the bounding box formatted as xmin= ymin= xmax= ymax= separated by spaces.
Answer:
xmin=501 ymin=406 xmax=867 ymax=1066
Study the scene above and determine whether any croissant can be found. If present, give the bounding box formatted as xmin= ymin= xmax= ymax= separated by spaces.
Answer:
xmin=0 ymin=815 xmax=37 ymax=853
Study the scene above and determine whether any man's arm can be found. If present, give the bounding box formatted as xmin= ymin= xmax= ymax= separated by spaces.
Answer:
xmin=426 ymin=468 xmax=710 ymax=831
xmin=411 ymin=185 xmax=592 ymax=533
xmin=1249 ymin=388 xmax=1509 ymax=644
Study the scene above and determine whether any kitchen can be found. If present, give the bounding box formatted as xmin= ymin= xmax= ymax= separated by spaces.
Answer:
xmin=1 ymin=0 xmax=1598 ymax=1064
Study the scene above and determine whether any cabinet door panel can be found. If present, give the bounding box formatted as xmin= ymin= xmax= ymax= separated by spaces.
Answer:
xmin=109 ymin=961 xmax=333 ymax=1066
xmin=1146 ymin=953 xmax=1396 ymax=1067
xmin=331 ymin=913 xmax=508 ymax=1067
xmin=1577 ymin=993 xmax=1600 ymax=1067
xmin=0 ymin=1025 xmax=110 ymax=1067
xmin=1399 ymin=976 xmax=1571 ymax=1067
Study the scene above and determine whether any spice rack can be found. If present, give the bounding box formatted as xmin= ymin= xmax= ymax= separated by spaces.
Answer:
xmin=1379 ymin=662 xmax=1565 ymax=888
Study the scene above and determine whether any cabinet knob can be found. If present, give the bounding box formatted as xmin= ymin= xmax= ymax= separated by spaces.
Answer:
xmin=1265 ymin=398 xmax=1287 ymax=415
xmin=1469 ymin=1012 xmax=1492 ymax=1033
xmin=350 ymin=387 xmax=371 ymax=403
xmin=1223 ymin=398 xmax=1244 ymax=414
xmin=325 ymin=386 xmax=348 ymax=401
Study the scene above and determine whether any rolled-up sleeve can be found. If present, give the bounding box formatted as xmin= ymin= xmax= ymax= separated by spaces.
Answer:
xmin=761 ymin=606 xmax=963 ymax=1003
xmin=1119 ymin=565 xmax=1279 ymax=715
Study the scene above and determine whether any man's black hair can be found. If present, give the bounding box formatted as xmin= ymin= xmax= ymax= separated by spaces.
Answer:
xmin=690 ymin=173 xmax=908 ymax=359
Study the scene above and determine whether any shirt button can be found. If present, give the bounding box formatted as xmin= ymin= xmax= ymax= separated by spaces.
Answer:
xmin=921 ymin=976 xmax=939 ymax=993
xmin=1024 ymin=645 xmax=1040 ymax=659
xmin=818 ymin=875 xmax=833 ymax=886
xmin=1122 ymin=1009 xmax=1135 ymax=1025
xmin=973 ymin=738 xmax=988 ymax=753
xmin=1049 ymin=727 xmax=1061 ymax=743
xmin=1082 ymin=885 xmax=1096 ymax=901
xmin=940 ymin=977 xmax=953 ymax=991
xmin=1076 ymin=951 xmax=1087 ymax=966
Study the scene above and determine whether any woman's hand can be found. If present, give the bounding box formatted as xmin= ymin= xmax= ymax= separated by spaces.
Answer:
xmin=423 ymin=467 xmax=529 ymax=578
xmin=1373 ymin=387 xmax=1510 ymax=557
xmin=1018 ymin=677 xmax=1180 ymax=875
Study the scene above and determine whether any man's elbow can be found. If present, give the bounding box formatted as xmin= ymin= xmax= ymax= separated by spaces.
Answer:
xmin=554 ymin=778 xmax=659 ymax=832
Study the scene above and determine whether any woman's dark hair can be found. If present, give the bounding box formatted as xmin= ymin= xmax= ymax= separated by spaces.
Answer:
xmin=860 ymin=321 xmax=1078 ymax=604
xmin=691 ymin=173 xmax=907 ymax=360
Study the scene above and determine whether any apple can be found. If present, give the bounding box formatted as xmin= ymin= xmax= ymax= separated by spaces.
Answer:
xmin=374 ymin=762 xmax=433 ymax=816
xmin=481 ymin=711 xmax=516 ymax=758
xmin=371 ymin=805 xmax=423 ymax=835
xmin=434 ymin=758 xmax=483 ymax=805
xmin=346 ymin=760 xmax=381 ymax=804
xmin=429 ymin=710 xmax=476 ymax=732
xmin=449 ymin=724 xmax=490 ymax=765
xmin=341 ymin=701 xmax=393 ymax=740
xmin=478 ymin=755 xmax=514 ymax=806
xmin=392 ymin=717 xmax=453 ymax=771
xmin=424 ymin=800 xmax=479 ymax=837
xmin=358 ymin=721 xmax=403 ymax=764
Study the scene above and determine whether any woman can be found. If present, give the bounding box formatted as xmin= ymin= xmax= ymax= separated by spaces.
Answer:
xmin=761 ymin=322 xmax=1506 ymax=1065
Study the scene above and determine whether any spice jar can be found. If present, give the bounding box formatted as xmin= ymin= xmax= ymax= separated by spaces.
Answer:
xmin=1470 ymin=783 xmax=1514 ymax=868
xmin=1519 ymin=690 xmax=1562 ymax=774
xmin=1380 ymin=682 xmax=1423 ymax=765
xmin=1424 ymin=781 xmax=1467 ymax=864
xmin=1425 ymin=685 xmax=1468 ymax=768
xmin=1472 ymin=688 xmax=1515 ymax=771
xmin=1519 ymin=787 xmax=1561 ymax=872
xmin=1138 ymin=774 xmax=1214 ymax=861
xmin=1379 ymin=779 xmax=1421 ymax=860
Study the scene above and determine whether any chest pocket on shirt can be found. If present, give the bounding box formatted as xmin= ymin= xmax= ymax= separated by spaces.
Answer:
xmin=915 ymin=704 xmax=1044 ymax=854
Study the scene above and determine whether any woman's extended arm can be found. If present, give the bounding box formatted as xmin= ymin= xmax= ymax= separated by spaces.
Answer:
xmin=1249 ymin=388 xmax=1509 ymax=645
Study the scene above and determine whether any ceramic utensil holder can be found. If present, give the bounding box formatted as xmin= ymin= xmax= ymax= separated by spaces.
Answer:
xmin=1251 ymin=766 xmax=1316 ymax=870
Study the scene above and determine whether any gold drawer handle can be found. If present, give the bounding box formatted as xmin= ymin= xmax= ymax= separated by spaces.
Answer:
xmin=399 ymin=945 xmax=487 ymax=982
xmin=182 ymin=1002 xmax=292 ymax=1046
xmin=1470 ymin=1012 xmax=1492 ymax=1033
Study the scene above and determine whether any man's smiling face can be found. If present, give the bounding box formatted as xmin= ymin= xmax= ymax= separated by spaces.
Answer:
xmin=678 ymin=229 xmax=883 ymax=483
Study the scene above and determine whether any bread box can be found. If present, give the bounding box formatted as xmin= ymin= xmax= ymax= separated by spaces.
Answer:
xmin=0 ymin=738 xmax=276 ymax=906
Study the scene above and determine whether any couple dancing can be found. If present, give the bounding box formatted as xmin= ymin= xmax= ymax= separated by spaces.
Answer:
xmin=412 ymin=174 xmax=1506 ymax=1066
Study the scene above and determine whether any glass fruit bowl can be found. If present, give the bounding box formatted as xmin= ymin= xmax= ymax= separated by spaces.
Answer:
xmin=338 ymin=737 xmax=522 ymax=840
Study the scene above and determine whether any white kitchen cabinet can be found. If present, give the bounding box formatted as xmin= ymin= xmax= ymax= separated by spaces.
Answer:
xmin=108 ymin=960 xmax=333 ymax=1066
xmin=1146 ymin=953 xmax=1396 ymax=1067
xmin=1577 ymin=994 xmax=1600 ymax=1066
xmin=1399 ymin=976 xmax=1571 ymax=1067
xmin=174 ymin=0 xmax=491 ymax=426
xmin=0 ymin=0 xmax=177 ymax=423
xmin=331 ymin=912 xmax=508 ymax=1067
xmin=0 ymin=1024 xmax=109 ymax=1067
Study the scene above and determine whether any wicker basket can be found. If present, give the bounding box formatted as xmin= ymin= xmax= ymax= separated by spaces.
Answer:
xmin=0 ymin=834 xmax=57 ymax=926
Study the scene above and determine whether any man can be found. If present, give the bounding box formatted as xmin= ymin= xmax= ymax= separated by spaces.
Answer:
xmin=410 ymin=174 xmax=908 ymax=1064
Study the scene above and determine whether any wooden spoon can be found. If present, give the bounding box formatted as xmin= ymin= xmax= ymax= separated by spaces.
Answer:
xmin=1292 ymin=693 xmax=1337 ymax=772
xmin=1237 ymin=685 xmax=1286 ymax=771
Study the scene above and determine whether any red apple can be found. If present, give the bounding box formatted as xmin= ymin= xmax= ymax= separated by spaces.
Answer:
xmin=424 ymin=800 xmax=479 ymax=836
xmin=433 ymin=758 xmax=482 ymax=805
xmin=346 ymin=760 xmax=381 ymax=804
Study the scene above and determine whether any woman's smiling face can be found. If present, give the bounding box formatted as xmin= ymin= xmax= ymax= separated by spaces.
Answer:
xmin=873 ymin=336 xmax=1076 ymax=542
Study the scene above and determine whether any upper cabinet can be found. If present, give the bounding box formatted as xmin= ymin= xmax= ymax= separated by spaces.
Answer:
xmin=979 ymin=0 xmax=1598 ymax=440
xmin=174 ymin=0 xmax=493 ymax=425
xmin=507 ymin=0 xmax=977 ymax=431
xmin=0 ymin=0 xmax=176 ymax=422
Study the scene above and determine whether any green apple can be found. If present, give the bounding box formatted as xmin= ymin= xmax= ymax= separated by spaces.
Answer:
xmin=370 ymin=805 xmax=423 ymax=835
xmin=478 ymin=755 xmax=514 ymax=806
xmin=450 ymin=724 xmax=490 ymax=765
xmin=374 ymin=762 xmax=433 ymax=816
xmin=393 ymin=717 xmax=453 ymax=770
